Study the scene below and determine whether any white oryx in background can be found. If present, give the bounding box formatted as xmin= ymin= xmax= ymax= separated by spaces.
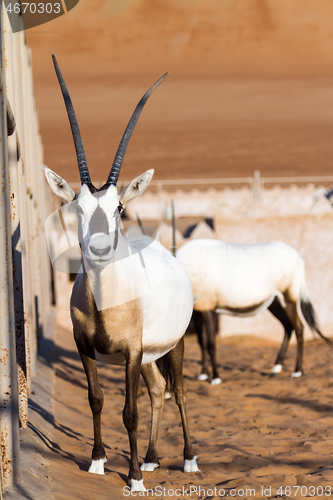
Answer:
xmin=44 ymin=55 xmax=199 ymax=493
xmin=177 ymin=238 xmax=332 ymax=384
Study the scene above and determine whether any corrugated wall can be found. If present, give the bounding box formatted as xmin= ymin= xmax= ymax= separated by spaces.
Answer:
xmin=0 ymin=3 xmax=52 ymax=491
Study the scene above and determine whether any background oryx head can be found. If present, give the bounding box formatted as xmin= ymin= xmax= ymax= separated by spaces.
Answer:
xmin=44 ymin=55 xmax=167 ymax=268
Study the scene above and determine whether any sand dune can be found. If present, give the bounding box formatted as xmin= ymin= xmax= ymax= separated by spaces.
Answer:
xmin=27 ymin=0 xmax=333 ymax=185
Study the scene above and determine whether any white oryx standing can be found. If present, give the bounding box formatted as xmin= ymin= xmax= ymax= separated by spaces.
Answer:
xmin=44 ymin=55 xmax=199 ymax=492
xmin=177 ymin=238 xmax=332 ymax=383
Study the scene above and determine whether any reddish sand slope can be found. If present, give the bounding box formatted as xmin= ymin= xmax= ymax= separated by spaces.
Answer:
xmin=26 ymin=0 xmax=333 ymax=185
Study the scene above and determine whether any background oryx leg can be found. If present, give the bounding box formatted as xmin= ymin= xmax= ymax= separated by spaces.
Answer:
xmin=193 ymin=310 xmax=209 ymax=381
xmin=268 ymin=297 xmax=294 ymax=375
xmin=167 ymin=337 xmax=199 ymax=472
xmin=202 ymin=310 xmax=221 ymax=384
xmin=282 ymin=300 xmax=304 ymax=377
xmin=123 ymin=350 xmax=145 ymax=491
xmin=140 ymin=362 xmax=166 ymax=471
xmin=77 ymin=348 xmax=107 ymax=474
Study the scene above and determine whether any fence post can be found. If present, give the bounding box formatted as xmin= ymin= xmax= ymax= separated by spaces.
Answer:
xmin=28 ymin=47 xmax=51 ymax=335
xmin=171 ymin=199 xmax=176 ymax=256
xmin=157 ymin=181 xmax=163 ymax=222
xmin=253 ymin=169 xmax=262 ymax=203
xmin=20 ymin=41 xmax=38 ymax=378
xmin=0 ymin=3 xmax=20 ymax=489
xmin=3 ymin=6 xmax=28 ymax=429
xmin=13 ymin=29 xmax=35 ymax=395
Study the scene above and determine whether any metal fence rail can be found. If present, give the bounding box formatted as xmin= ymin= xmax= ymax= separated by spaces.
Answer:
xmin=0 ymin=3 xmax=51 ymax=492
xmin=69 ymin=172 xmax=333 ymax=193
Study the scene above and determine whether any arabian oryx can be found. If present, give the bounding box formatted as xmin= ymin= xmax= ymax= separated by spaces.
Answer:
xmin=177 ymin=238 xmax=332 ymax=384
xmin=44 ymin=55 xmax=199 ymax=492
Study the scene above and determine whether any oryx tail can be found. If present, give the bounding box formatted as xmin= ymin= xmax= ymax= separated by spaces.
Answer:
xmin=156 ymin=354 xmax=174 ymax=392
xmin=300 ymin=283 xmax=333 ymax=346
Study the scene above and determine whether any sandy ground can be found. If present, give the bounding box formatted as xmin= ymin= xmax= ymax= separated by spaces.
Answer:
xmin=14 ymin=314 xmax=333 ymax=500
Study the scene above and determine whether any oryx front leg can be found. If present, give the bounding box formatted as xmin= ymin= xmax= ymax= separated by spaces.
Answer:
xmin=140 ymin=362 xmax=166 ymax=471
xmin=78 ymin=350 xmax=107 ymax=474
xmin=123 ymin=350 xmax=145 ymax=492
xmin=168 ymin=338 xmax=199 ymax=473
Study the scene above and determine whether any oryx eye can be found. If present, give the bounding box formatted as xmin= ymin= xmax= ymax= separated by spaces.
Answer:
xmin=116 ymin=203 xmax=124 ymax=215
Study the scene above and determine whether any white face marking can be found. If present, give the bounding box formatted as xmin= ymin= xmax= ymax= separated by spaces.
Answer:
xmin=78 ymin=184 xmax=119 ymax=238
xmin=78 ymin=184 xmax=98 ymax=239
xmin=99 ymin=185 xmax=119 ymax=230
xmin=76 ymin=184 xmax=121 ymax=266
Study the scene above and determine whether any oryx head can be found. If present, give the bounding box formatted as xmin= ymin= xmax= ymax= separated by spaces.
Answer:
xmin=45 ymin=55 xmax=167 ymax=268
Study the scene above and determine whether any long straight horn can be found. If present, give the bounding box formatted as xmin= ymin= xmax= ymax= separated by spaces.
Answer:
xmin=52 ymin=54 xmax=92 ymax=185
xmin=105 ymin=73 xmax=168 ymax=187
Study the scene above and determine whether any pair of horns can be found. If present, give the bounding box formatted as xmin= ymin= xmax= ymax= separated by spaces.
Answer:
xmin=52 ymin=54 xmax=168 ymax=187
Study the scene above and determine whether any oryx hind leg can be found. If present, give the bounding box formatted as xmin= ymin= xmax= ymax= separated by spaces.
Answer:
xmin=77 ymin=349 xmax=107 ymax=475
xmin=268 ymin=297 xmax=293 ymax=376
xmin=285 ymin=300 xmax=304 ymax=378
xmin=203 ymin=310 xmax=221 ymax=385
xmin=167 ymin=337 xmax=199 ymax=473
xmin=193 ymin=310 xmax=209 ymax=381
xmin=140 ymin=362 xmax=166 ymax=471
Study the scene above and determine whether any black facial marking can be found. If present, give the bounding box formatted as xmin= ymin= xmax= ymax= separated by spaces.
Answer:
xmin=84 ymin=183 xmax=97 ymax=194
xmin=89 ymin=206 xmax=109 ymax=236
xmin=114 ymin=217 xmax=119 ymax=251
xmin=77 ymin=218 xmax=85 ymax=253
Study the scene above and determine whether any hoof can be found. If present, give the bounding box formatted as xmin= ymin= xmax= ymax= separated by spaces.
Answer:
xmin=141 ymin=462 xmax=160 ymax=471
xmin=130 ymin=479 xmax=146 ymax=492
xmin=88 ymin=457 xmax=107 ymax=475
xmin=197 ymin=373 xmax=209 ymax=381
xmin=164 ymin=391 xmax=172 ymax=400
xmin=184 ymin=456 xmax=200 ymax=473
xmin=271 ymin=364 xmax=282 ymax=375
xmin=291 ymin=371 xmax=302 ymax=378
xmin=211 ymin=377 xmax=222 ymax=385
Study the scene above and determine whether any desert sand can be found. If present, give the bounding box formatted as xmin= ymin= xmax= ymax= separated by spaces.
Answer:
xmin=18 ymin=311 xmax=333 ymax=500
xmin=12 ymin=1 xmax=333 ymax=499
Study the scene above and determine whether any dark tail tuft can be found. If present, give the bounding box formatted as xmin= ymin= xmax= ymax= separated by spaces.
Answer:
xmin=301 ymin=299 xmax=333 ymax=346
xmin=156 ymin=354 xmax=174 ymax=393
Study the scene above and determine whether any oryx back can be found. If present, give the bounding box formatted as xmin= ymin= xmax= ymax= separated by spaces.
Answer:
xmin=177 ymin=239 xmax=305 ymax=313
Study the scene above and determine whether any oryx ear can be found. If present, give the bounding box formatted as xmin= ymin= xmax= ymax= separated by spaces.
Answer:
xmin=43 ymin=166 xmax=75 ymax=203
xmin=118 ymin=169 xmax=154 ymax=207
